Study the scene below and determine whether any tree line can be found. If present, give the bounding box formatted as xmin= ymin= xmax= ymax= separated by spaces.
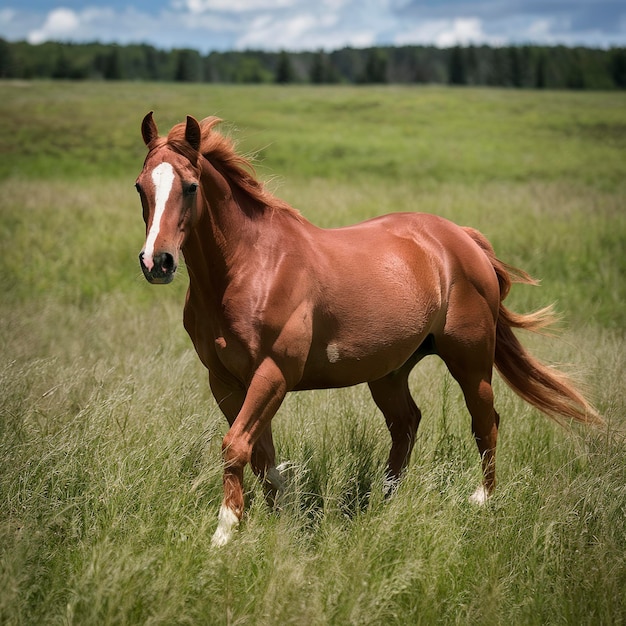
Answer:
xmin=1 ymin=38 xmax=625 ymax=89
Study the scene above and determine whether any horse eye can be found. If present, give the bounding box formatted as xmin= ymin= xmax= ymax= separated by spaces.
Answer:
xmin=186 ymin=183 xmax=198 ymax=195
xmin=135 ymin=182 xmax=142 ymax=193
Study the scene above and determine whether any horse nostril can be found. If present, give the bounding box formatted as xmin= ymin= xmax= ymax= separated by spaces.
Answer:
xmin=140 ymin=251 xmax=176 ymax=283
xmin=154 ymin=252 xmax=175 ymax=274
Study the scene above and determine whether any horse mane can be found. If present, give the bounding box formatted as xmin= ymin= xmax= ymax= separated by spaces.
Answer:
xmin=164 ymin=117 xmax=300 ymax=219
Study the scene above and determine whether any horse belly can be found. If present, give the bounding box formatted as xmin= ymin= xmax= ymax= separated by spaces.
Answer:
xmin=295 ymin=336 xmax=429 ymax=390
xmin=296 ymin=250 xmax=442 ymax=389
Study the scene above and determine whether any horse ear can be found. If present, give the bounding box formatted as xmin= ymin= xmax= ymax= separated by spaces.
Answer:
xmin=141 ymin=111 xmax=158 ymax=146
xmin=185 ymin=115 xmax=202 ymax=152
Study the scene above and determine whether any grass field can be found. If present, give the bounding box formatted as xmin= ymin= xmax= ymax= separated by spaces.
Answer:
xmin=1 ymin=81 xmax=625 ymax=625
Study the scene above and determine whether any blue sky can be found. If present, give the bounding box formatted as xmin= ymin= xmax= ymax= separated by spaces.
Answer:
xmin=1 ymin=0 xmax=625 ymax=52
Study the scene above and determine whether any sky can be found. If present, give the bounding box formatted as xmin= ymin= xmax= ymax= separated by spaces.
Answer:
xmin=1 ymin=0 xmax=625 ymax=53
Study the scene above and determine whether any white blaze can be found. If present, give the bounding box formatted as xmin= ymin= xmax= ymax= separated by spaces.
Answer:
xmin=142 ymin=162 xmax=175 ymax=271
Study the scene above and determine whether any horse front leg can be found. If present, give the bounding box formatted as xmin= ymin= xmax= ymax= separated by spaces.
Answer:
xmin=211 ymin=359 xmax=287 ymax=547
xmin=251 ymin=427 xmax=287 ymax=508
xmin=210 ymin=373 xmax=284 ymax=506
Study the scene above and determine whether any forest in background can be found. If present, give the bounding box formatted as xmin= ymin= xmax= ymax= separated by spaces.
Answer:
xmin=1 ymin=38 xmax=626 ymax=89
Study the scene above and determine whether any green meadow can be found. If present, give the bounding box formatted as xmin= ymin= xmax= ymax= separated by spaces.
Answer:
xmin=1 ymin=81 xmax=625 ymax=624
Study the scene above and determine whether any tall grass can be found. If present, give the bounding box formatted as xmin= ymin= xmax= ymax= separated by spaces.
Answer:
xmin=1 ymin=82 xmax=625 ymax=624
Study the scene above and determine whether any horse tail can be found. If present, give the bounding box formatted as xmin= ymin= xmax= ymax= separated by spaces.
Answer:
xmin=463 ymin=227 xmax=602 ymax=425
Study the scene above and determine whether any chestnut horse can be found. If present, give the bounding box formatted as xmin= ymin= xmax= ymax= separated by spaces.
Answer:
xmin=136 ymin=112 xmax=599 ymax=546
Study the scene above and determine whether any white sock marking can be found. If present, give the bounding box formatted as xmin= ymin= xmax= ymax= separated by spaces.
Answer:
xmin=383 ymin=476 xmax=400 ymax=498
xmin=142 ymin=162 xmax=175 ymax=270
xmin=211 ymin=504 xmax=239 ymax=547
xmin=469 ymin=485 xmax=490 ymax=505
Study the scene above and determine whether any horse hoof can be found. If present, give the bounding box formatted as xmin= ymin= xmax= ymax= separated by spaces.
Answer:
xmin=266 ymin=464 xmax=288 ymax=492
xmin=275 ymin=461 xmax=296 ymax=477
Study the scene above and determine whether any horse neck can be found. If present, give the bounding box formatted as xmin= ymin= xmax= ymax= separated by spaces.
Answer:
xmin=182 ymin=156 xmax=260 ymax=299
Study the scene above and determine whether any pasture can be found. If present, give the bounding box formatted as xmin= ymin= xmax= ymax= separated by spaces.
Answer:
xmin=1 ymin=81 xmax=625 ymax=624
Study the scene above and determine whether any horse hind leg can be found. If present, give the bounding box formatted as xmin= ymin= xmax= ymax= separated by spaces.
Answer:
xmin=368 ymin=369 xmax=422 ymax=496
xmin=436 ymin=334 xmax=500 ymax=504
xmin=466 ymin=379 xmax=500 ymax=505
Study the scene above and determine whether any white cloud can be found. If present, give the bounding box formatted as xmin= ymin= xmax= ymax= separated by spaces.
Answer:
xmin=28 ymin=8 xmax=80 ymax=45
xmin=527 ymin=18 xmax=552 ymax=39
xmin=235 ymin=9 xmax=374 ymax=51
xmin=177 ymin=0 xmax=297 ymax=15
xmin=176 ymin=0 xmax=354 ymax=12
xmin=0 ymin=0 xmax=621 ymax=53
xmin=394 ymin=19 xmax=448 ymax=46
xmin=173 ymin=0 xmax=381 ymax=50
xmin=25 ymin=6 xmax=190 ymax=48
xmin=0 ymin=8 xmax=17 ymax=24
xmin=436 ymin=17 xmax=484 ymax=47
xmin=394 ymin=17 xmax=497 ymax=47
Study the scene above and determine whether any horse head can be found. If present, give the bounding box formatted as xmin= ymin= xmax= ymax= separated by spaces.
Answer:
xmin=135 ymin=112 xmax=202 ymax=284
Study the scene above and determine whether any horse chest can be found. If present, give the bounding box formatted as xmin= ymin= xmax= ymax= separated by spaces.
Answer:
xmin=211 ymin=332 xmax=256 ymax=381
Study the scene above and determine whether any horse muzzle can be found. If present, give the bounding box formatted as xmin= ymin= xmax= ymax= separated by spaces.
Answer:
xmin=139 ymin=251 xmax=177 ymax=284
